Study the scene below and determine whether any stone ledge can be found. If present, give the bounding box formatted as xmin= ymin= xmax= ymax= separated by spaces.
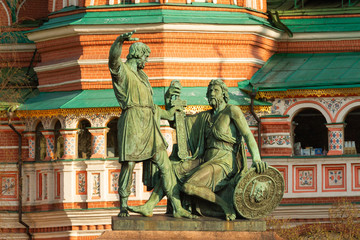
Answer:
xmin=97 ymin=230 xmax=282 ymax=240
xmin=112 ymin=215 xmax=266 ymax=232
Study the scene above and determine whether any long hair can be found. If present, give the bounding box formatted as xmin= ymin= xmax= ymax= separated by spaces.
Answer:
xmin=126 ymin=42 xmax=151 ymax=60
xmin=206 ymin=79 xmax=230 ymax=103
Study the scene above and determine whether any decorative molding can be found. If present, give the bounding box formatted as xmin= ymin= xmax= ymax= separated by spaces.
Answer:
xmin=322 ymin=164 xmax=346 ymax=192
xmin=27 ymin=23 xmax=282 ymax=42
xmin=280 ymin=31 xmax=360 ymax=42
xmin=17 ymin=106 xmax=270 ymax=119
xmin=34 ymin=58 xmax=264 ymax=73
xmin=258 ymin=88 xmax=360 ymax=99
xmin=0 ymin=44 xmax=36 ymax=52
xmin=262 ymin=134 xmax=291 ymax=148
xmin=17 ymin=107 xmax=121 ymax=118
xmin=293 ymin=165 xmax=317 ymax=193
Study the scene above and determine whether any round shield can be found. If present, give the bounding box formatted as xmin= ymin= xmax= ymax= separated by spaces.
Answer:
xmin=233 ymin=166 xmax=284 ymax=219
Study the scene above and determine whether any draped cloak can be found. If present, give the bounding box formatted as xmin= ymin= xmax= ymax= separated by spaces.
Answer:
xmin=110 ymin=61 xmax=167 ymax=162
xmin=172 ymin=105 xmax=247 ymax=187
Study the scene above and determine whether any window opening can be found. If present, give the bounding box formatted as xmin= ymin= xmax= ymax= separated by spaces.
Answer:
xmin=344 ymin=107 xmax=360 ymax=154
xmin=35 ymin=122 xmax=46 ymax=161
xmin=107 ymin=118 xmax=119 ymax=158
xmin=54 ymin=120 xmax=64 ymax=159
xmin=78 ymin=120 xmax=91 ymax=159
xmin=293 ymin=108 xmax=328 ymax=156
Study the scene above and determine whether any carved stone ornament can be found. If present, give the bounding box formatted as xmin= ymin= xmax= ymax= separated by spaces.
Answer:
xmin=233 ymin=166 xmax=284 ymax=219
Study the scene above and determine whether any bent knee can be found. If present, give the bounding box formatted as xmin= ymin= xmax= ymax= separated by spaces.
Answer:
xmin=182 ymin=183 xmax=196 ymax=195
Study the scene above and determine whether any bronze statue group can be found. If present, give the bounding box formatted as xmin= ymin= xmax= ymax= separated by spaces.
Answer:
xmin=109 ymin=30 xmax=275 ymax=221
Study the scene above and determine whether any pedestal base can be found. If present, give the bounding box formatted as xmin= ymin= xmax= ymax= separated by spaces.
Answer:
xmin=96 ymin=215 xmax=281 ymax=240
xmin=112 ymin=215 xmax=266 ymax=231
xmin=97 ymin=230 xmax=281 ymax=240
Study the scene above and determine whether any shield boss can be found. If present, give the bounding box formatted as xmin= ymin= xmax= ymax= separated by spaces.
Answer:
xmin=233 ymin=166 xmax=284 ymax=219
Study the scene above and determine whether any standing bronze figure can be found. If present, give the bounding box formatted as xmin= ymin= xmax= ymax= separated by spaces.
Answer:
xmin=109 ymin=30 xmax=195 ymax=218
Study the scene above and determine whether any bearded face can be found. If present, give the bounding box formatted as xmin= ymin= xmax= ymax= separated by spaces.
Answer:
xmin=208 ymin=84 xmax=224 ymax=109
xmin=136 ymin=54 xmax=149 ymax=70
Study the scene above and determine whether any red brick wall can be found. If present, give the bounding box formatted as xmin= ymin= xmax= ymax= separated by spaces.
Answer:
xmin=35 ymin=32 xmax=276 ymax=91
xmin=17 ymin=0 xmax=50 ymax=23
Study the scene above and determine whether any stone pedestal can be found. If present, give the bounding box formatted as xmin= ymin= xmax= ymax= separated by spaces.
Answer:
xmin=96 ymin=215 xmax=281 ymax=240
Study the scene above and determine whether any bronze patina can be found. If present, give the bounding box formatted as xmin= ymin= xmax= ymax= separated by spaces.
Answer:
xmin=109 ymin=30 xmax=196 ymax=219
xmin=128 ymin=78 xmax=284 ymax=220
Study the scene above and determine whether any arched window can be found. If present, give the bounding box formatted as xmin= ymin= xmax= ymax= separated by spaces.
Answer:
xmin=35 ymin=122 xmax=46 ymax=161
xmin=107 ymin=118 xmax=119 ymax=158
xmin=78 ymin=120 xmax=91 ymax=159
xmin=293 ymin=108 xmax=328 ymax=155
xmin=344 ymin=107 xmax=360 ymax=154
xmin=54 ymin=120 xmax=64 ymax=159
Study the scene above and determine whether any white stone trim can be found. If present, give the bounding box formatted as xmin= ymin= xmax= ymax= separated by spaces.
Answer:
xmin=34 ymin=59 xmax=107 ymax=72
xmin=0 ymin=44 xmax=36 ymax=52
xmin=0 ymin=125 xmax=26 ymax=130
xmin=0 ymin=0 xmax=11 ymax=26
xmin=37 ymin=79 xmax=110 ymax=88
xmin=52 ymin=0 xmax=57 ymax=12
xmin=16 ymin=0 xmax=27 ymax=23
xmin=281 ymin=31 xmax=360 ymax=42
xmin=37 ymin=76 xmax=247 ymax=88
xmin=0 ymin=146 xmax=28 ymax=149
xmin=335 ymin=100 xmax=360 ymax=122
xmin=285 ymin=102 xmax=332 ymax=124
xmin=34 ymin=57 xmax=264 ymax=72
xmin=262 ymin=132 xmax=290 ymax=136
xmin=27 ymin=24 xmax=283 ymax=42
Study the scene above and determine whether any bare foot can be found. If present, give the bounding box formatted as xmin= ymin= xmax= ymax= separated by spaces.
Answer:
xmin=225 ymin=212 xmax=236 ymax=221
xmin=128 ymin=205 xmax=153 ymax=217
xmin=173 ymin=208 xmax=199 ymax=219
xmin=118 ymin=208 xmax=130 ymax=217
xmin=224 ymin=207 xmax=236 ymax=221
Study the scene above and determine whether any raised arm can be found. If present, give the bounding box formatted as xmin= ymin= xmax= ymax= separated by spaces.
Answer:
xmin=230 ymin=105 xmax=267 ymax=173
xmin=108 ymin=30 xmax=139 ymax=72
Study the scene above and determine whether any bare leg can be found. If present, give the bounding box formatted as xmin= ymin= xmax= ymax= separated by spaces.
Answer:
xmin=153 ymin=150 xmax=197 ymax=219
xmin=128 ymin=180 xmax=165 ymax=217
xmin=118 ymin=161 xmax=136 ymax=217
xmin=182 ymin=164 xmax=236 ymax=221
xmin=183 ymin=183 xmax=236 ymax=221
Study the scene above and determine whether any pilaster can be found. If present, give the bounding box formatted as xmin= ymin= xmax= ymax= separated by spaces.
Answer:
xmin=60 ymin=129 xmax=79 ymax=159
xmin=88 ymin=128 xmax=109 ymax=159
xmin=326 ymin=123 xmax=345 ymax=156
xmin=260 ymin=116 xmax=292 ymax=156
xmin=23 ymin=132 xmax=36 ymax=161
xmin=41 ymin=130 xmax=55 ymax=161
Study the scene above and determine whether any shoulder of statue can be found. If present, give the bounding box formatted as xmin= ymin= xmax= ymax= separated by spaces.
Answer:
xmin=227 ymin=104 xmax=244 ymax=117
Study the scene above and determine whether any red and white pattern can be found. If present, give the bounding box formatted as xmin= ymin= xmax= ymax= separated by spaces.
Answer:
xmin=293 ymin=165 xmax=317 ymax=193
xmin=322 ymin=164 xmax=346 ymax=192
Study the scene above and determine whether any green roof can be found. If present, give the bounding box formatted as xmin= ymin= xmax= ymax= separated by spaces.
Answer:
xmin=281 ymin=16 xmax=360 ymax=33
xmin=247 ymin=52 xmax=360 ymax=91
xmin=267 ymin=0 xmax=360 ymax=11
xmin=0 ymin=31 xmax=34 ymax=44
xmin=27 ymin=7 xmax=273 ymax=33
xmin=18 ymin=87 xmax=270 ymax=111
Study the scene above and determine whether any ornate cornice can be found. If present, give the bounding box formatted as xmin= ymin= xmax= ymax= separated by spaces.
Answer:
xmin=16 ymin=105 xmax=271 ymax=118
xmin=258 ymin=88 xmax=360 ymax=99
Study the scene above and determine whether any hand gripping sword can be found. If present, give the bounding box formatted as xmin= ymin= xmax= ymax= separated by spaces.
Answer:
xmin=170 ymin=81 xmax=191 ymax=160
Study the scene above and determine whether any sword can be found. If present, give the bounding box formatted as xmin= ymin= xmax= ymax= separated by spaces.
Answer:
xmin=170 ymin=81 xmax=191 ymax=160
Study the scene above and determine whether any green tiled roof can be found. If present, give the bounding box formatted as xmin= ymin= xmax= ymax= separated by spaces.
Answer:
xmin=267 ymin=0 xmax=360 ymax=11
xmin=0 ymin=31 xmax=33 ymax=44
xmin=27 ymin=8 xmax=273 ymax=33
xmin=247 ymin=52 xmax=360 ymax=91
xmin=281 ymin=16 xmax=360 ymax=33
xmin=18 ymin=87 xmax=270 ymax=111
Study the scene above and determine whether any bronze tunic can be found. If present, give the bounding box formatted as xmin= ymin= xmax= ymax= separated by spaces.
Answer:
xmin=110 ymin=61 xmax=167 ymax=162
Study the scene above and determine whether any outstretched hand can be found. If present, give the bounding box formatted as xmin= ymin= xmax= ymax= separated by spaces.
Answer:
xmin=251 ymin=161 xmax=268 ymax=174
xmin=118 ymin=30 xmax=139 ymax=42
xmin=168 ymin=80 xmax=181 ymax=98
